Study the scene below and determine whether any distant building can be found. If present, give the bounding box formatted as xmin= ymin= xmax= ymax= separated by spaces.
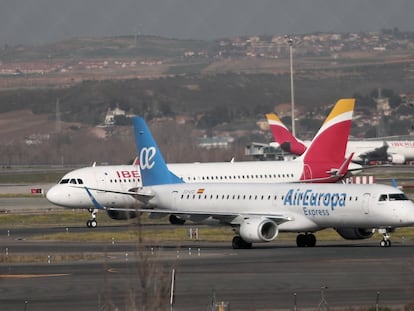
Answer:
xmin=198 ymin=136 xmax=234 ymax=149
xmin=104 ymin=107 xmax=126 ymax=126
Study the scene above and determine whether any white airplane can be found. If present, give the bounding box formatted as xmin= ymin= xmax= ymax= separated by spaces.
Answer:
xmin=46 ymin=98 xmax=357 ymax=227
xmin=105 ymin=115 xmax=414 ymax=249
xmin=267 ymin=113 xmax=414 ymax=164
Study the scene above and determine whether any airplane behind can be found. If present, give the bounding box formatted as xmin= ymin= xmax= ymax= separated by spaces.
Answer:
xmin=266 ymin=112 xmax=414 ymax=164
xmin=46 ymin=98 xmax=357 ymax=227
xmin=119 ymin=115 xmax=414 ymax=249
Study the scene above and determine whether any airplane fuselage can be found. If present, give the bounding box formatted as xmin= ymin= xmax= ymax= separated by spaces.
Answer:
xmin=46 ymin=161 xmax=307 ymax=209
xmin=145 ymin=182 xmax=414 ymax=232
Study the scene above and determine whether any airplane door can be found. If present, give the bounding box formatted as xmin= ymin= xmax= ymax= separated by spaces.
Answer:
xmin=95 ymin=171 xmax=107 ymax=191
xmin=172 ymin=191 xmax=179 ymax=209
xmin=362 ymin=193 xmax=370 ymax=215
xmin=94 ymin=170 xmax=109 ymax=202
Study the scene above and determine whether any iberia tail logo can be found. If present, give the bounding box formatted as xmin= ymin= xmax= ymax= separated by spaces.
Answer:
xmin=301 ymin=98 xmax=355 ymax=182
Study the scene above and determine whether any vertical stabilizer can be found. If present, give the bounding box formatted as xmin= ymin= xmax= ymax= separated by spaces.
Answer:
xmin=133 ymin=117 xmax=183 ymax=186
xmin=266 ymin=113 xmax=307 ymax=155
xmin=301 ymin=98 xmax=355 ymax=180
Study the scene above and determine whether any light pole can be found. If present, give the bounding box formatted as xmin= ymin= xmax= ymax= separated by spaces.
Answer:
xmin=286 ymin=35 xmax=296 ymax=136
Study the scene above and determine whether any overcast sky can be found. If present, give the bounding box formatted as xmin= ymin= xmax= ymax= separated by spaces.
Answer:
xmin=1 ymin=0 xmax=414 ymax=46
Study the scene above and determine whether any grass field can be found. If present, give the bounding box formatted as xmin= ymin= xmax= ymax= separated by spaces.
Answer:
xmin=1 ymin=209 xmax=414 ymax=243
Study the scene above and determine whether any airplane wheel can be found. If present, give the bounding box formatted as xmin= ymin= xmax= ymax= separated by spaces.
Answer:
xmin=380 ymin=240 xmax=391 ymax=247
xmin=296 ymin=234 xmax=316 ymax=247
xmin=232 ymin=236 xmax=252 ymax=249
xmin=306 ymin=234 xmax=316 ymax=247
xmin=296 ymin=234 xmax=306 ymax=247
xmin=90 ymin=219 xmax=98 ymax=228
xmin=87 ymin=219 xmax=97 ymax=228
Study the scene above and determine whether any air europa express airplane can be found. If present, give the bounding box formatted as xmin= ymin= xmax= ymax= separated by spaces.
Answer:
xmin=46 ymin=99 xmax=358 ymax=227
xmin=98 ymin=116 xmax=414 ymax=249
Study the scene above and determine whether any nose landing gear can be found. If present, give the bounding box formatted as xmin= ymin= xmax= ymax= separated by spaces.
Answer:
xmin=87 ymin=208 xmax=98 ymax=228
xmin=379 ymin=229 xmax=391 ymax=247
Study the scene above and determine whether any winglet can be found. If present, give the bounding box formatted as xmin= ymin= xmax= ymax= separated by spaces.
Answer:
xmin=336 ymin=152 xmax=354 ymax=177
xmin=133 ymin=116 xmax=184 ymax=186
xmin=266 ymin=113 xmax=307 ymax=155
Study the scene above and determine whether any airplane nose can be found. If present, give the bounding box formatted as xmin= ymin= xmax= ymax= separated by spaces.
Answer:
xmin=46 ymin=186 xmax=61 ymax=205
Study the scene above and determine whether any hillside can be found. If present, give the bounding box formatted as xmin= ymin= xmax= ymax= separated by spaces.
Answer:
xmin=1 ymin=32 xmax=414 ymax=165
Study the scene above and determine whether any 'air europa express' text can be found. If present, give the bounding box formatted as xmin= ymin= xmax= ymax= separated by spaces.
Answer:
xmin=283 ymin=188 xmax=347 ymax=211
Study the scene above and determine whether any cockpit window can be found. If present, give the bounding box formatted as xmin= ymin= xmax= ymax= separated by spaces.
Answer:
xmin=389 ymin=193 xmax=409 ymax=201
xmin=77 ymin=179 xmax=84 ymax=184
xmin=59 ymin=179 xmax=69 ymax=184
xmin=379 ymin=194 xmax=387 ymax=201
xmin=379 ymin=193 xmax=409 ymax=201
xmin=70 ymin=179 xmax=77 ymax=184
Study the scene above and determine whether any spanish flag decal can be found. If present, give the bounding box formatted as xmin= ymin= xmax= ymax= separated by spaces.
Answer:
xmin=197 ymin=188 xmax=205 ymax=194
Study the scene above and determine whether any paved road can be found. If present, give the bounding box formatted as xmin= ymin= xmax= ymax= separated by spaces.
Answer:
xmin=1 ymin=226 xmax=414 ymax=311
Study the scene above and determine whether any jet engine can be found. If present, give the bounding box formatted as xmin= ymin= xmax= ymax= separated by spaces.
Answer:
xmin=106 ymin=210 xmax=138 ymax=220
xmin=388 ymin=153 xmax=405 ymax=164
xmin=239 ymin=218 xmax=278 ymax=243
xmin=335 ymin=228 xmax=374 ymax=240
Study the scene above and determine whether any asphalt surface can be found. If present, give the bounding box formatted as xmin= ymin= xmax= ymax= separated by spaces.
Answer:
xmin=1 ymin=225 xmax=414 ymax=311
xmin=1 ymin=167 xmax=414 ymax=310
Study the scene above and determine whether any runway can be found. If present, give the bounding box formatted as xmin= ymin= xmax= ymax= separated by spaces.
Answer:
xmin=1 ymin=226 xmax=414 ymax=311
xmin=2 ymin=167 xmax=414 ymax=310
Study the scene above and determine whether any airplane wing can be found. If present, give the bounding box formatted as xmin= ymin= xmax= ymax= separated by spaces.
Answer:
xmin=106 ymin=206 xmax=293 ymax=225
xmin=83 ymin=186 xmax=292 ymax=226
xmin=82 ymin=186 xmax=154 ymax=208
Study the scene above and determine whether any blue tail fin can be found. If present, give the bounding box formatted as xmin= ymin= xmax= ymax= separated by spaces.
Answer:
xmin=133 ymin=116 xmax=183 ymax=186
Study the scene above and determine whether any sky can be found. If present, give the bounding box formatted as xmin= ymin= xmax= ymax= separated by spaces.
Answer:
xmin=1 ymin=0 xmax=414 ymax=46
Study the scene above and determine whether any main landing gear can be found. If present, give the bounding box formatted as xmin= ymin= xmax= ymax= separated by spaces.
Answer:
xmin=379 ymin=229 xmax=392 ymax=247
xmin=232 ymin=236 xmax=252 ymax=249
xmin=86 ymin=208 xmax=98 ymax=228
xmin=296 ymin=233 xmax=316 ymax=247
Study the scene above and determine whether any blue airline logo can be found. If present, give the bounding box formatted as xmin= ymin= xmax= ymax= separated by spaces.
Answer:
xmin=139 ymin=147 xmax=156 ymax=170
xmin=283 ymin=188 xmax=346 ymax=216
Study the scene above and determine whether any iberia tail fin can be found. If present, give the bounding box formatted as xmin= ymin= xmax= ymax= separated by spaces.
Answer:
xmin=266 ymin=113 xmax=307 ymax=155
xmin=300 ymin=98 xmax=355 ymax=181
xmin=133 ymin=116 xmax=183 ymax=186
